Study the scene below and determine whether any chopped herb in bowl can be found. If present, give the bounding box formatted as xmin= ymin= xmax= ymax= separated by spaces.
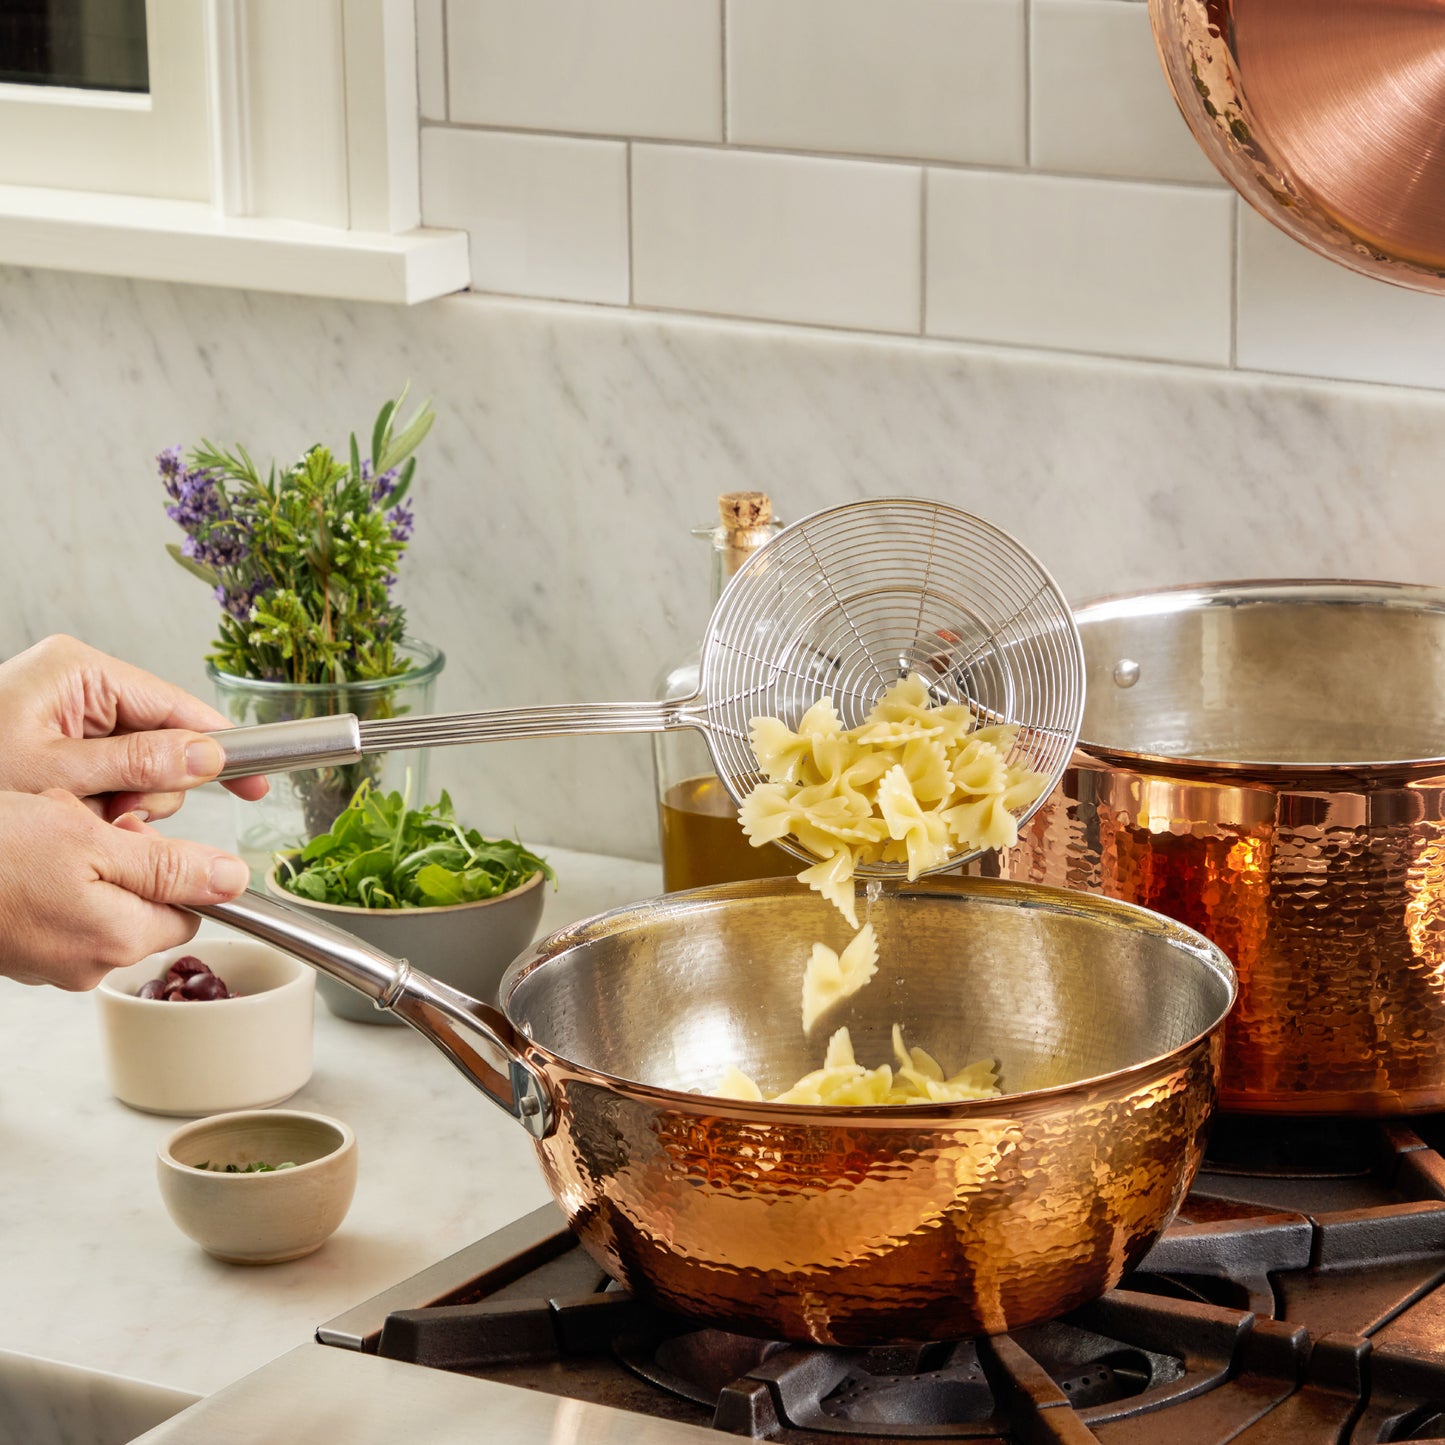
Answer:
xmin=274 ymin=782 xmax=554 ymax=909
xmin=196 ymin=1161 xmax=296 ymax=1173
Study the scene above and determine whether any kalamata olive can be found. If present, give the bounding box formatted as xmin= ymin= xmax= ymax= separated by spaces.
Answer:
xmin=165 ymin=956 xmax=210 ymax=982
xmin=180 ymin=971 xmax=231 ymax=1001
xmin=143 ymin=955 xmax=234 ymax=1000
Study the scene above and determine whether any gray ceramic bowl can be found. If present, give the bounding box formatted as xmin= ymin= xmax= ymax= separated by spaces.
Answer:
xmin=264 ymin=866 xmax=547 ymax=1024
xmin=157 ymin=1109 xmax=356 ymax=1264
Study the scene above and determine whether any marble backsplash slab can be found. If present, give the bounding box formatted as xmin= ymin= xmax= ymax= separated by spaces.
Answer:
xmin=3 ymin=266 xmax=1444 ymax=860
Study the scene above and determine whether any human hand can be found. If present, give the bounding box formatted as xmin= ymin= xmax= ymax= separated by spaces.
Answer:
xmin=0 ymin=792 xmax=253 ymax=990
xmin=0 ymin=635 xmax=268 ymax=822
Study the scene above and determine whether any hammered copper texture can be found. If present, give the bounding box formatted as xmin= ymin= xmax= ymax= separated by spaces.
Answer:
xmin=1150 ymin=0 xmax=1445 ymax=292
xmin=503 ymin=879 xmax=1233 ymax=1346
xmin=532 ymin=1041 xmax=1218 ymax=1346
xmin=1007 ymin=764 xmax=1445 ymax=1115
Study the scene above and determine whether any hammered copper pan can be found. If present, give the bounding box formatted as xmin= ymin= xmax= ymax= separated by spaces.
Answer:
xmin=1150 ymin=0 xmax=1445 ymax=292
xmin=201 ymin=877 xmax=1234 ymax=1345
xmin=1000 ymin=580 xmax=1445 ymax=1116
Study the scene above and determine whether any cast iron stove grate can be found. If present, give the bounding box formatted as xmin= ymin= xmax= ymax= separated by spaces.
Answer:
xmin=341 ymin=1116 xmax=1445 ymax=1442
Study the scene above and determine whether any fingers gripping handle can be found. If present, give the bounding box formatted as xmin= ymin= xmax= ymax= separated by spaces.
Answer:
xmin=212 ymin=715 xmax=365 ymax=780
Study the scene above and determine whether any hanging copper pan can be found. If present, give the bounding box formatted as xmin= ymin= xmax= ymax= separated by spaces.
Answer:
xmin=1149 ymin=0 xmax=1445 ymax=291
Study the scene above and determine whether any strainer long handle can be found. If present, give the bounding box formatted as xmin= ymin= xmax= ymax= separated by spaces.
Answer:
xmin=213 ymin=698 xmax=693 ymax=780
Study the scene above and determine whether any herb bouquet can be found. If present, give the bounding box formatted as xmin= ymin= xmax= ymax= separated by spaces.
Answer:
xmin=160 ymin=392 xmax=444 ymax=855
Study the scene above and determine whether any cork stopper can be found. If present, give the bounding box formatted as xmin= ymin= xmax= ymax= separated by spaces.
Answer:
xmin=719 ymin=491 xmax=773 ymax=531
xmin=714 ymin=491 xmax=779 ymax=579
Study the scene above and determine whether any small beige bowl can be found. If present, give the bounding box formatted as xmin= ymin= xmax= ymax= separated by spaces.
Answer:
xmin=266 ymin=865 xmax=546 ymax=1025
xmin=157 ymin=1110 xmax=357 ymax=1264
xmin=96 ymin=940 xmax=315 ymax=1115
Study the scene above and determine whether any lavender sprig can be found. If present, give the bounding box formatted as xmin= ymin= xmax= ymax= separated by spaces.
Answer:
xmin=159 ymin=391 xmax=434 ymax=686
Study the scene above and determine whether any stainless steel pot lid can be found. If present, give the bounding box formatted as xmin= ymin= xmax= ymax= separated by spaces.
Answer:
xmin=1072 ymin=579 xmax=1445 ymax=777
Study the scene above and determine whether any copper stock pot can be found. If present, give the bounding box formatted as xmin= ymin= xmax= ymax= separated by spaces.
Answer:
xmin=203 ymin=877 xmax=1234 ymax=1345
xmin=1000 ymin=579 xmax=1445 ymax=1116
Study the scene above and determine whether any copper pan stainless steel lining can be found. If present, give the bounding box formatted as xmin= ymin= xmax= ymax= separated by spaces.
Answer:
xmin=999 ymin=579 xmax=1445 ymax=1115
xmin=1149 ymin=0 xmax=1445 ymax=292
xmin=198 ymin=877 xmax=1234 ymax=1345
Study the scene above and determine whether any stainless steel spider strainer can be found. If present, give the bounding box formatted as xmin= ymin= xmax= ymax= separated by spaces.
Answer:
xmin=214 ymin=497 xmax=1086 ymax=876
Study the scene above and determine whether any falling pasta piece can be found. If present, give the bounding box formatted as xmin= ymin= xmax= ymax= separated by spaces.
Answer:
xmin=801 ymin=922 xmax=879 ymax=1032
xmin=798 ymin=848 xmax=860 ymax=928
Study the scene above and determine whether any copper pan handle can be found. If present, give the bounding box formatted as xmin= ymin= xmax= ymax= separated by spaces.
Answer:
xmin=193 ymin=889 xmax=556 ymax=1140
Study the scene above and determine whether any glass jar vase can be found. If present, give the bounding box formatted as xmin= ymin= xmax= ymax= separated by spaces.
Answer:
xmin=209 ymin=638 xmax=445 ymax=879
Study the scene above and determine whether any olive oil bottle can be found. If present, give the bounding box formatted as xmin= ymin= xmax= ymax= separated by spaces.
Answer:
xmin=653 ymin=493 xmax=800 ymax=891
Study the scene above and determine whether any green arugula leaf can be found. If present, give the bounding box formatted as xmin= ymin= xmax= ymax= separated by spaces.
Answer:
xmin=276 ymin=781 xmax=554 ymax=909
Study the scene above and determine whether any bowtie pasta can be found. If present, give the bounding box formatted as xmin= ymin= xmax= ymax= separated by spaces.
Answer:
xmin=739 ymin=674 xmax=1048 ymax=928
xmin=714 ymin=1024 xmax=1000 ymax=1107
xmin=800 ymin=923 xmax=878 ymax=1032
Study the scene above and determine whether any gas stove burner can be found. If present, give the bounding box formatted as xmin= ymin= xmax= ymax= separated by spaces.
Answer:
xmin=614 ymin=1321 xmax=1174 ymax=1437
xmin=318 ymin=1113 xmax=1445 ymax=1443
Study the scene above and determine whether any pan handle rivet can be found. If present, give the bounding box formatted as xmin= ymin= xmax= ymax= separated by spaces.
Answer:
xmin=519 ymin=1093 xmax=541 ymax=1117
xmin=1113 ymin=659 xmax=1140 ymax=689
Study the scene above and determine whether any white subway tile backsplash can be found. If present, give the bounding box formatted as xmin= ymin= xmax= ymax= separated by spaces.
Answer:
xmin=401 ymin=0 xmax=1445 ymax=398
xmin=415 ymin=0 xmax=447 ymax=122
xmin=420 ymin=128 xmax=629 ymax=305
xmin=1030 ymin=0 xmax=1221 ymax=184
xmin=632 ymin=146 xmax=922 ymax=332
xmin=1237 ymin=208 xmax=1445 ymax=390
xmin=926 ymin=169 xmax=1234 ymax=364
xmin=728 ymin=0 xmax=1025 ymax=166
xmin=445 ymin=0 xmax=723 ymax=141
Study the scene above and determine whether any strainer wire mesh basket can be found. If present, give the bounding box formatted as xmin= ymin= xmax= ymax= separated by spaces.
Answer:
xmin=696 ymin=497 xmax=1085 ymax=872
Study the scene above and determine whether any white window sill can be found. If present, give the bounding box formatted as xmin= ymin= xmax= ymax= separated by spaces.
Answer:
xmin=0 ymin=183 xmax=470 ymax=304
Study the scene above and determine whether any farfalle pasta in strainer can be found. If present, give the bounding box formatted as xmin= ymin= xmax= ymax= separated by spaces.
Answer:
xmin=739 ymin=674 xmax=1050 ymax=928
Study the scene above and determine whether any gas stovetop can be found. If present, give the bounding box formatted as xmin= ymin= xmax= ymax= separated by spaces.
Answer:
xmin=294 ymin=1114 xmax=1445 ymax=1444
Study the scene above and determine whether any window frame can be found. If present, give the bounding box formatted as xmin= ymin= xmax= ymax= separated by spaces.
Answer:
xmin=0 ymin=0 xmax=468 ymax=304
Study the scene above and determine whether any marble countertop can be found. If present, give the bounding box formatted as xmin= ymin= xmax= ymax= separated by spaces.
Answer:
xmin=0 ymin=789 xmax=661 ymax=1401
